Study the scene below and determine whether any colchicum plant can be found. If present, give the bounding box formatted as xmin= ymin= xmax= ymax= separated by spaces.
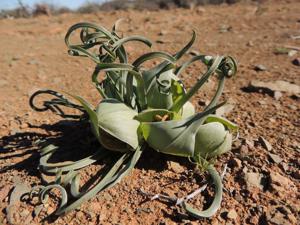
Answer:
xmin=28 ymin=21 xmax=238 ymax=219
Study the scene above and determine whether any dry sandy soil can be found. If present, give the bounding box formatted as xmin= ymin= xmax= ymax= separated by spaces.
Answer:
xmin=0 ymin=0 xmax=299 ymax=224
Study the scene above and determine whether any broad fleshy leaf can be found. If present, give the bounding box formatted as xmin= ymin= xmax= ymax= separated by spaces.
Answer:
xmin=140 ymin=103 xmax=231 ymax=159
xmin=96 ymin=98 xmax=142 ymax=151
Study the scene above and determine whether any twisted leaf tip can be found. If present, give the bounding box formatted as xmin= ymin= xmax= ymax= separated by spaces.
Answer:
xmin=27 ymin=21 xmax=238 ymax=220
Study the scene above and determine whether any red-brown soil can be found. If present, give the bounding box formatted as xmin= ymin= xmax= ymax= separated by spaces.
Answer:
xmin=0 ymin=0 xmax=299 ymax=224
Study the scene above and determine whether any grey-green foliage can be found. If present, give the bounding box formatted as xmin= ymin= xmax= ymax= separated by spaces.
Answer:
xmin=27 ymin=20 xmax=238 ymax=219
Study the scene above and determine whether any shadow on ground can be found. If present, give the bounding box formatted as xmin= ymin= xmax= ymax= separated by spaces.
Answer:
xmin=1 ymin=117 xmax=209 ymax=223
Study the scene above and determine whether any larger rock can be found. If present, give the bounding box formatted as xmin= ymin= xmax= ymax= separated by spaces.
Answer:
xmin=258 ymin=136 xmax=272 ymax=151
xmin=250 ymin=80 xmax=300 ymax=95
xmin=270 ymin=172 xmax=296 ymax=194
xmin=244 ymin=172 xmax=264 ymax=190
xmin=266 ymin=206 xmax=297 ymax=225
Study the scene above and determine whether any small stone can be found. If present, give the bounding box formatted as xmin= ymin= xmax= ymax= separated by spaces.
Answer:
xmin=240 ymin=145 xmax=249 ymax=155
xmin=12 ymin=56 xmax=20 ymax=61
xmin=270 ymin=172 xmax=296 ymax=193
xmin=254 ymin=64 xmax=267 ymax=71
xmin=247 ymin=41 xmax=254 ymax=47
xmin=219 ymin=24 xmax=232 ymax=33
xmin=158 ymin=30 xmax=167 ymax=36
xmin=232 ymin=138 xmax=242 ymax=148
xmin=227 ymin=209 xmax=238 ymax=220
xmin=250 ymin=80 xmax=300 ymax=95
xmin=280 ymin=162 xmax=289 ymax=172
xmin=266 ymin=206 xmax=297 ymax=225
xmin=103 ymin=192 xmax=113 ymax=201
xmin=292 ymin=58 xmax=300 ymax=66
xmin=20 ymin=209 xmax=30 ymax=217
xmin=196 ymin=7 xmax=205 ymax=14
xmin=76 ymin=210 xmax=85 ymax=219
xmin=288 ymin=105 xmax=297 ymax=110
xmin=244 ymin=172 xmax=263 ymax=190
xmin=156 ymin=40 xmax=164 ymax=44
xmin=229 ymin=158 xmax=242 ymax=169
xmin=258 ymin=136 xmax=272 ymax=151
xmin=245 ymin=139 xmax=254 ymax=148
xmin=268 ymin=153 xmax=283 ymax=164
xmin=189 ymin=50 xmax=200 ymax=56
xmin=258 ymin=100 xmax=266 ymax=105
xmin=167 ymin=161 xmax=185 ymax=173
xmin=273 ymin=91 xmax=282 ymax=100
xmin=288 ymin=50 xmax=297 ymax=57
xmin=269 ymin=118 xmax=276 ymax=123
xmin=27 ymin=59 xmax=39 ymax=65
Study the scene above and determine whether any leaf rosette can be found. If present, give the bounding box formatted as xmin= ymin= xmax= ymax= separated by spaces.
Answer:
xmin=27 ymin=20 xmax=238 ymax=219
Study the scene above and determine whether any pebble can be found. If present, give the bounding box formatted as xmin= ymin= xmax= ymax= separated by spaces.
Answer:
xmin=273 ymin=91 xmax=282 ymax=100
xmin=245 ymin=139 xmax=254 ymax=148
xmin=12 ymin=56 xmax=20 ymax=61
xmin=20 ymin=209 xmax=30 ymax=217
xmin=27 ymin=59 xmax=39 ymax=65
xmin=251 ymin=80 xmax=300 ymax=95
xmin=239 ymin=145 xmax=249 ymax=156
xmin=288 ymin=104 xmax=297 ymax=110
xmin=280 ymin=162 xmax=289 ymax=172
xmin=258 ymin=136 xmax=272 ymax=151
xmin=196 ymin=7 xmax=206 ymax=14
xmin=156 ymin=40 xmax=165 ymax=44
xmin=219 ymin=24 xmax=232 ymax=33
xmin=103 ymin=193 xmax=113 ymax=202
xmin=292 ymin=58 xmax=300 ymax=66
xmin=254 ymin=64 xmax=267 ymax=71
xmin=244 ymin=172 xmax=263 ymax=190
xmin=227 ymin=209 xmax=238 ymax=220
xmin=229 ymin=158 xmax=242 ymax=169
xmin=158 ymin=30 xmax=167 ymax=36
xmin=246 ymin=41 xmax=254 ymax=47
xmin=270 ymin=172 xmax=296 ymax=193
xmin=268 ymin=153 xmax=283 ymax=164
xmin=288 ymin=50 xmax=297 ymax=57
xmin=189 ymin=50 xmax=200 ymax=56
xmin=266 ymin=206 xmax=297 ymax=225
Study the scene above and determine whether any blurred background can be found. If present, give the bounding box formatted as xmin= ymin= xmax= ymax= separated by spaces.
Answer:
xmin=0 ymin=0 xmax=252 ymax=18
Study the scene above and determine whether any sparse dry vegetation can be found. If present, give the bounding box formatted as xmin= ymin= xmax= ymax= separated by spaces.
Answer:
xmin=1 ymin=0 xmax=246 ymax=19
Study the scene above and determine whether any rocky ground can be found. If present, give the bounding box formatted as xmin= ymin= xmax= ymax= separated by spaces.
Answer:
xmin=0 ymin=0 xmax=299 ymax=224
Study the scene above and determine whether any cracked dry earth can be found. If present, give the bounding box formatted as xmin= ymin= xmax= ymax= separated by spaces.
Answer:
xmin=0 ymin=0 xmax=299 ymax=224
